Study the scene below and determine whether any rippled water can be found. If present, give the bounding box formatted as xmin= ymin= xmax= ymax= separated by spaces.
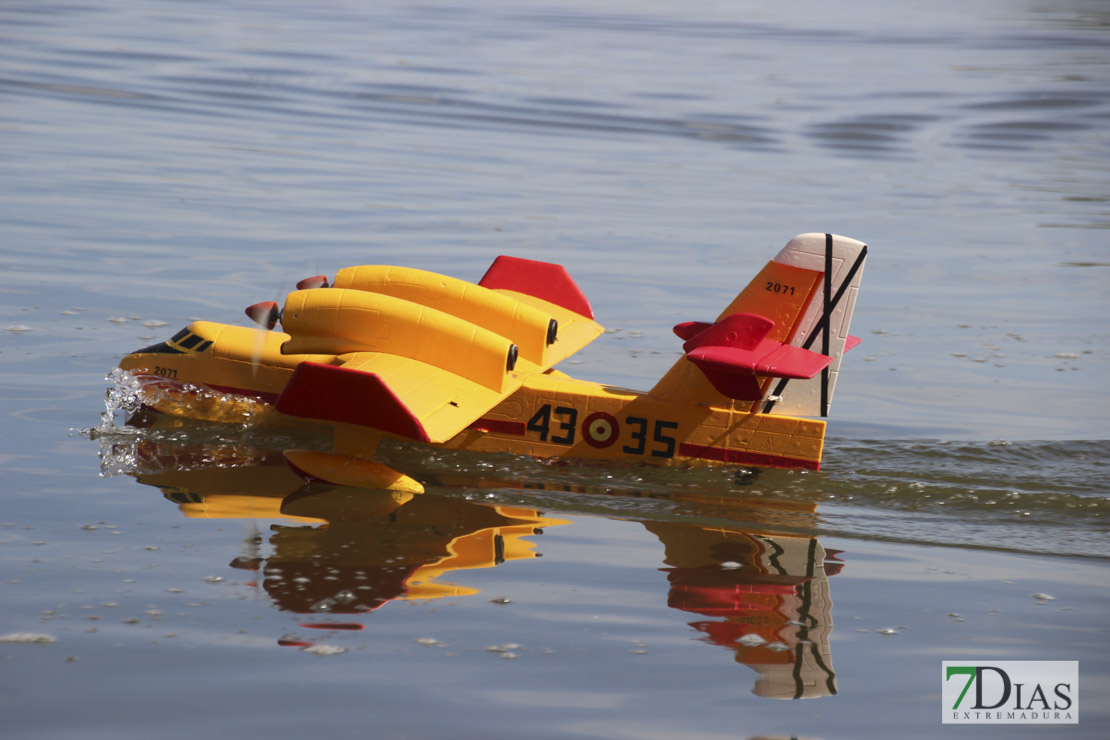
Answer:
xmin=2 ymin=0 xmax=1108 ymax=737
xmin=85 ymin=396 xmax=1110 ymax=559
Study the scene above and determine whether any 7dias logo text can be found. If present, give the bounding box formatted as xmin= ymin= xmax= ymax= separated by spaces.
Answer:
xmin=942 ymin=661 xmax=1078 ymax=724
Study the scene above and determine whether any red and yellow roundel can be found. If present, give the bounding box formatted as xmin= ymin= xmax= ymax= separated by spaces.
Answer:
xmin=582 ymin=411 xmax=620 ymax=448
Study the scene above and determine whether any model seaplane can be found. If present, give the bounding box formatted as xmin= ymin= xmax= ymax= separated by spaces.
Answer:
xmin=117 ymin=233 xmax=867 ymax=493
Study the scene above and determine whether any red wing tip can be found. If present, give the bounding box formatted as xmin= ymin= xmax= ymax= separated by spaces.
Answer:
xmin=276 ymin=362 xmax=431 ymax=443
xmin=845 ymin=335 xmax=862 ymax=352
xmin=479 ymin=255 xmax=594 ymax=320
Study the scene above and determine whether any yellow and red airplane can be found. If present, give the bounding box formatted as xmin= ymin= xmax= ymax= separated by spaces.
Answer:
xmin=117 ymin=233 xmax=867 ymax=493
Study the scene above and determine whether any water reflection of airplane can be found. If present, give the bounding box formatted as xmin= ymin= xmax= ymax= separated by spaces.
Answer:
xmin=438 ymin=473 xmax=840 ymax=700
xmin=129 ymin=437 xmax=564 ymax=612
xmin=647 ymin=521 xmax=839 ymax=699
xmin=120 ymin=435 xmax=838 ymax=699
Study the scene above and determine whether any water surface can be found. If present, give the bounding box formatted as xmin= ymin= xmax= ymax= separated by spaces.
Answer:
xmin=2 ymin=0 xmax=1108 ymax=737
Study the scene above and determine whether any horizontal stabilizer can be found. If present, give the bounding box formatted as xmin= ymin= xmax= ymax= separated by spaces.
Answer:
xmin=681 ymin=313 xmax=774 ymax=353
xmin=650 ymin=233 xmax=868 ymax=417
xmin=672 ymin=321 xmax=713 ymax=342
xmin=686 ymin=343 xmax=832 ymax=379
xmin=275 ymin=362 xmax=430 ymax=442
xmin=479 ymin=255 xmax=594 ymax=320
xmin=680 ymin=313 xmax=833 ymax=401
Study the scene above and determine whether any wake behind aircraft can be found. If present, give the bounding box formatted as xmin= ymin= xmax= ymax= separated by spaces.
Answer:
xmin=116 ymin=233 xmax=868 ymax=493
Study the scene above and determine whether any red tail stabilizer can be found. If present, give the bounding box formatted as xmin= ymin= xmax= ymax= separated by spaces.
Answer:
xmin=681 ymin=313 xmax=833 ymax=401
xmin=650 ymin=233 xmax=868 ymax=417
xmin=681 ymin=313 xmax=774 ymax=352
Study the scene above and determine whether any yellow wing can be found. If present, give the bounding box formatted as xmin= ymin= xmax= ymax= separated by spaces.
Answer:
xmin=274 ymin=257 xmax=603 ymax=444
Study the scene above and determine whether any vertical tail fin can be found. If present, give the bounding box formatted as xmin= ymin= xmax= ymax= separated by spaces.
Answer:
xmin=650 ymin=233 xmax=867 ymax=417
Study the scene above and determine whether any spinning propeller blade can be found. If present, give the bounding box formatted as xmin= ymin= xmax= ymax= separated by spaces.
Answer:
xmin=245 ymin=301 xmax=280 ymax=330
xmin=296 ymin=275 xmax=330 ymax=290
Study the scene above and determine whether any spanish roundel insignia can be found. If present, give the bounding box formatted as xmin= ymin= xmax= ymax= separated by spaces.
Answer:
xmin=583 ymin=411 xmax=620 ymax=448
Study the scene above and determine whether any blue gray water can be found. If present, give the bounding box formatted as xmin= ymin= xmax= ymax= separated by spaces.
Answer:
xmin=2 ymin=1 xmax=1108 ymax=737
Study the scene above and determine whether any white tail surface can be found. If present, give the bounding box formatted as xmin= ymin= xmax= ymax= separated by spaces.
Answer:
xmin=762 ymin=233 xmax=867 ymax=418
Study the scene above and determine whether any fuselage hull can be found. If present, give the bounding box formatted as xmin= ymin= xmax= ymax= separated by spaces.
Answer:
xmin=119 ymin=320 xmax=824 ymax=472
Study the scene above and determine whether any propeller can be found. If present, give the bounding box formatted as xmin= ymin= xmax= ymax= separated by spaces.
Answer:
xmin=296 ymin=275 xmax=329 ymax=290
xmin=243 ymin=273 xmax=331 ymax=369
xmin=245 ymin=298 xmax=283 ymax=374
xmin=245 ymin=301 xmax=281 ymax=330
xmin=244 ymin=274 xmax=331 ymax=331
xmin=244 ymin=273 xmax=331 ymax=331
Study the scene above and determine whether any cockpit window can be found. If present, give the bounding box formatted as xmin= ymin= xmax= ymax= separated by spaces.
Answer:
xmin=133 ymin=339 xmax=184 ymax=355
xmin=132 ymin=326 xmax=212 ymax=355
xmin=177 ymin=333 xmax=204 ymax=350
xmin=170 ymin=329 xmax=213 ymax=352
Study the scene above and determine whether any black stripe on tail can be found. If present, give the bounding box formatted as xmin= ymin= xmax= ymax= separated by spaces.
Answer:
xmin=762 ymin=235 xmax=868 ymax=416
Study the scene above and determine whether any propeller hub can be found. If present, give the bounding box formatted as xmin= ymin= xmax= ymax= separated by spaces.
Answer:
xmin=296 ymin=275 xmax=330 ymax=290
xmin=245 ymin=301 xmax=281 ymax=330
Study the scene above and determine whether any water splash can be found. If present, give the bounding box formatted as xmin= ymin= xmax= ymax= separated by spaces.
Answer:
xmin=86 ymin=368 xmax=279 ymax=434
xmin=79 ymin=369 xmax=319 ymax=479
xmin=75 ymin=370 xmax=148 ymax=476
xmin=101 ymin=367 xmax=144 ymax=429
xmin=81 ymin=383 xmax=163 ymax=477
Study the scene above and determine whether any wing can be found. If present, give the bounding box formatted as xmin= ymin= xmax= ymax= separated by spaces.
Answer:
xmin=276 ymin=353 xmax=525 ymax=444
xmin=273 ymin=257 xmax=603 ymax=444
xmin=478 ymin=255 xmax=604 ymax=368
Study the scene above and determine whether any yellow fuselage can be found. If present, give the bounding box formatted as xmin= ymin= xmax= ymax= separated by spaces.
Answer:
xmin=442 ymin=371 xmax=824 ymax=470
xmin=120 ymin=319 xmax=824 ymax=472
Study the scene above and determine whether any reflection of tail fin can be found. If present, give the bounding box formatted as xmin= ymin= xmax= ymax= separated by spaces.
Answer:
xmin=650 ymin=233 xmax=867 ymax=417
xmin=752 ymin=538 xmax=838 ymax=700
